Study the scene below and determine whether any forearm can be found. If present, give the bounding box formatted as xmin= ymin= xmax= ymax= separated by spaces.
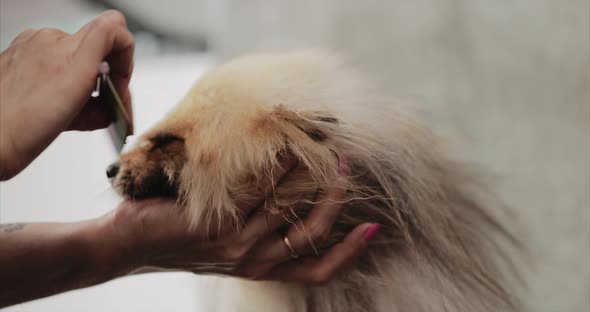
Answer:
xmin=0 ymin=219 xmax=131 ymax=308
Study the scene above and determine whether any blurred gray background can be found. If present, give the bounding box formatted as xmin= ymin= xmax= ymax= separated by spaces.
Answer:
xmin=1 ymin=1 xmax=589 ymax=311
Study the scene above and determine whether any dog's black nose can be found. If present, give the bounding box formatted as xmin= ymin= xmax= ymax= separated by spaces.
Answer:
xmin=106 ymin=162 xmax=120 ymax=179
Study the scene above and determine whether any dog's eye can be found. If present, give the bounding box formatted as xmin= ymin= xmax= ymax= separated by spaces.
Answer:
xmin=149 ymin=134 xmax=184 ymax=149
xmin=316 ymin=116 xmax=339 ymax=123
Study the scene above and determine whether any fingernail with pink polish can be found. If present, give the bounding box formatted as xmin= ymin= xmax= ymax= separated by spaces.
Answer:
xmin=339 ymin=154 xmax=348 ymax=176
xmin=99 ymin=61 xmax=110 ymax=75
xmin=364 ymin=223 xmax=381 ymax=241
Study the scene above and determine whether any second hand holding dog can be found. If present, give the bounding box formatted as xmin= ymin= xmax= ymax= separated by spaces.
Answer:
xmin=109 ymin=153 xmax=379 ymax=283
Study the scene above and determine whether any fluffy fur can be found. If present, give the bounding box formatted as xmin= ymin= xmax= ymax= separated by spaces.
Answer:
xmin=112 ymin=50 xmax=520 ymax=312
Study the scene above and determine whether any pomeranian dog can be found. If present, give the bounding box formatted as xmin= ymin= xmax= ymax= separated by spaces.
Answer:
xmin=109 ymin=50 xmax=519 ymax=312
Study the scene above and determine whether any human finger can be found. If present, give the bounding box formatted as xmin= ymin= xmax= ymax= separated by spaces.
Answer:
xmin=9 ymin=28 xmax=38 ymax=45
xmin=71 ymin=10 xmax=134 ymax=89
xmin=66 ymin=97 xmax=112 ymax=130
xmin=259 ymin=223 xmax=379 ymax=284
xmin=249 ymin=182 xmax=347 ymax=263
xmin=234 ymin=152 xmax=299 ymax=216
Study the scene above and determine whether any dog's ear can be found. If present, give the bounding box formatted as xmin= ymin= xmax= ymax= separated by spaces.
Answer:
xmin=270 ymin=105 xmax=339 ymax=142
xmin=263 ymin=105 xmax=342 ymax=184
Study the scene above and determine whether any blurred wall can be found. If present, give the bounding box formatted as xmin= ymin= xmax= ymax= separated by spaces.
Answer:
xmin=200 ymin=1 xmax=589 ymax=311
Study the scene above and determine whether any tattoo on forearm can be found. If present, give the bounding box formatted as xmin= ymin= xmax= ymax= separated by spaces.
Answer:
xmin=0 ymin=223 xmax=26 ymax=233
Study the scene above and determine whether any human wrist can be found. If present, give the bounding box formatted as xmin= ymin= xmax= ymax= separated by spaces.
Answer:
xmin=80 ymin=214 xmax=139 ymax=280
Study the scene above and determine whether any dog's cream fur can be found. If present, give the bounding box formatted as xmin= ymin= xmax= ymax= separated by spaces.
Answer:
xmin=114 ymin=50 xmax=519 ymax=312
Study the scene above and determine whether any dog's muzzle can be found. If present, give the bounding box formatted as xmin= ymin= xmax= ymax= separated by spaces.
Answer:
xmin=106 ymin=162 xmax=120 ymax=180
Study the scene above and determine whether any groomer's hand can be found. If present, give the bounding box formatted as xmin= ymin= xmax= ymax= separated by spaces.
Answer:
xmin=110 ymin=201 xmax=376 ymax=284
xmin=0 ymin=10 xmax=134 ymax=180
xmin=107 ymin=155 xmax=378 ymax=284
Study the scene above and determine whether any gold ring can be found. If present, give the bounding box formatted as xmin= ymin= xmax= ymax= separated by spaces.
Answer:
xmin=282 ymin=235 xmax=299 ymax=259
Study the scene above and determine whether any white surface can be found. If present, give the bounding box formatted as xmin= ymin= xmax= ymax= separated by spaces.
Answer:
xmin=0 ymin=54 xmax=215 ymax=312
